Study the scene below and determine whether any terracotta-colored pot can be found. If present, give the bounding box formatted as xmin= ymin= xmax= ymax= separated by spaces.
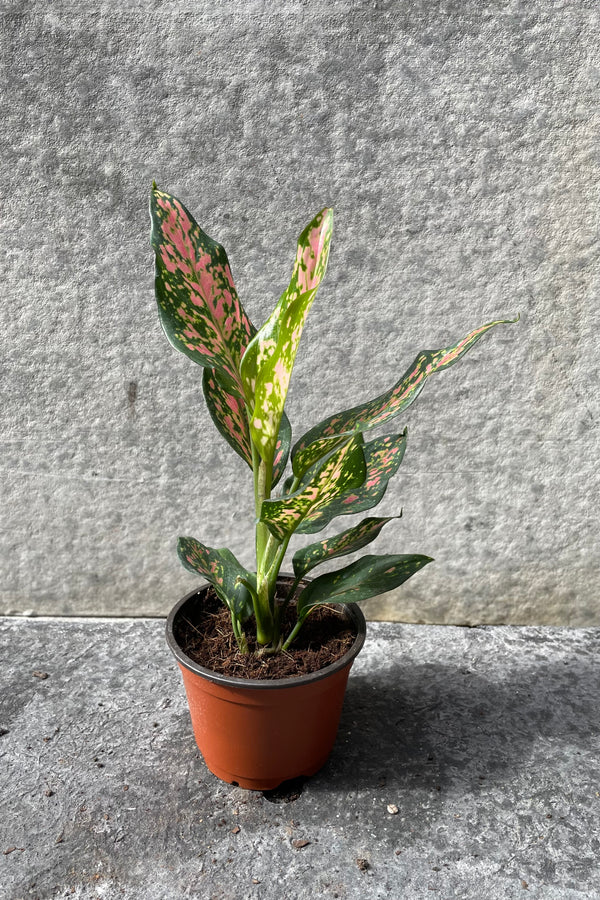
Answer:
xmin=165 ymin=579 xmax=366 ymax=791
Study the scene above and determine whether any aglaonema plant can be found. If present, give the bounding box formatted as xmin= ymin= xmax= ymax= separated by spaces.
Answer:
xmin=150 ymin=184 xmax=517 ymax=656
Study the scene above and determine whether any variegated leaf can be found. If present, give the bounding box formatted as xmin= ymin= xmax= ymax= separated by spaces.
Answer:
xmin=203 ymin=368 xmax=253 ymax=467
xmin=296 ymin=553 xmax=433 ymax=620
xmin=202 ymin=369 xmax=291 ymax=486
xmin=272 ymin=411 xmax=292 ymax=488
xmin=292 ymin=516 xmax=399 ymax=581
xmin=292 ymin=316 xmax=518 ymax=477
xmin=298 ymin=430 xmax=408 ymax=534
xmin=177 ymin=537 xmax=254 ymax=621
xmin=151 ymin=185 xmax=253 ymax=394
xmin=240 ymin=208 xmax=333 ymax=465
xmin=260 ymin=435 xmax=366 ymax=542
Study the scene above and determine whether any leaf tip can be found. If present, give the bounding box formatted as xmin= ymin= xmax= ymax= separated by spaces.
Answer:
xmin=176 ymin=535 xmax=195 ymax=554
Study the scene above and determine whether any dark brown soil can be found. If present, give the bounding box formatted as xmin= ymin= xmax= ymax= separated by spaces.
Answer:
xmin=174 ymin=586 xmax=357 ymax=680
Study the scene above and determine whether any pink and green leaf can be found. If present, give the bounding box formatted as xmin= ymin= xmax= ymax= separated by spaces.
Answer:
xmin=202 ymin=369 xmax=291 ymax=486
xmin=260 ymin=434 xmax=366 ymax=542
xmin=203 ymin=368 xmax=253 ymax=468
xmin=272 ymin=412 xmax=292 ymax=488
xmin=298 ymin=430 xmax=408 ymax=534
xmin=240 ymin=208 xmax=333 ymax=467
xmin=292 ymin=316 xmax=519 ymax=478
xmin=296 ymin=553 xmax=433 ymax=621
xmin=177 ymin=537 xmax=254 ymax=621
xmin=150 ymin=185 xmax=253 ymax=394
xmin=292 ymin=515 xmax=399 ymax=581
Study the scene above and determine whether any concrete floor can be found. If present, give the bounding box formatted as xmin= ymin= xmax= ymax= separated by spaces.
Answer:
xmin=1 ymin=617 xmax=599 ymax=899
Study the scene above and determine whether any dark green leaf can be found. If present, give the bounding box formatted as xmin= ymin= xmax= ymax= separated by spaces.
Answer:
xmin=177 ymin=537 xmax=254 ymax=621
xmin=292 ymin=516 xmax=399 ymax=580
xmin=296 ymin=553 xmax=433 ymax=619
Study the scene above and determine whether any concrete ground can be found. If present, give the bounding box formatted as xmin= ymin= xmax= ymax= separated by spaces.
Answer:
xmin=1 ymin=617 xmax=599 ymax=900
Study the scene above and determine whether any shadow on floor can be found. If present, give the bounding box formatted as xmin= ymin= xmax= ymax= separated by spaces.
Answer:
xmin=315 ymin=647 xmax=600 ymax=794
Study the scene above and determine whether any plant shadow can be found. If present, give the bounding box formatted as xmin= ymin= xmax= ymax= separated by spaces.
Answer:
xmin=313 ymin=645 xmax=600 ymax=796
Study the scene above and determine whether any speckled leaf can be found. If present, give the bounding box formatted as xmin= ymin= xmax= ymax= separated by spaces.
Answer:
xmin=241 ymin=208 xmax=333 ymax=466
xmin=292 ymin=316 xmax=518 ymax=477
xmin=291 ymin=433 xmax=348 ymax=480
xmin=177 ymin=537 xmax=254 ymax=621
xmin=202 ymin=368 xmax=291 ymax=486
xmin=297 ymin=430 xmax=408 ymax=534
xmin=150 ymin=185 xmax=253 ymax=395
xmin=272 ymin=411 xmax=292 ymax=488
xmin=260 ymin=435 xmax=366 ymax=542
xmin=203 ymin=368 xmax=253 ymax=467
xmin=292 ymin=516 xmax=399 ymax=581
xmin=296 ymin=554 xmax=433 ymax=620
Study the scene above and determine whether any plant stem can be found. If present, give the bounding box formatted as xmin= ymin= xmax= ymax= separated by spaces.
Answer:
xmin=251 ymin=441 xmax=276 ymax=645
xmin=263 ymin=532 xmax=279 ymax=574
xmin=254 ymin=576 xmax=274 ymax=645
xmin=232 ymin=617 xmax=249 ymax=654
xmin=252 ymin=446 xmax=271 ymax=564
xmin=281 ymin=617 xmax=306 ymax=652
xmin=265 ymin=535 xmax=291 ymax=585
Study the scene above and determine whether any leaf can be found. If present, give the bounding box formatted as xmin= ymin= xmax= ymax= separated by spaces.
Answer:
xmin=177 ymin=537 xmax=254 ymax=622
xmin=150 ymin=186 xmax=253 ymax=394
xmin=203 ymin=368 xmax=253 ymax=467
xmin=260 ymin=435 xmax=366 ymax=542
xmin=202 ymin=369 xmax=291 ymax=487
xmin=240 ymin=208 xmax=333 ymax=466
xmin=292 ymin=516 xmax=399 ymax=581
xmin=272 ymin=411 xmax=292 ymax=488
xmin=292 ymin=316 xmax=519 ymax=478
xmin=296 ymin=553 xmax=433 ymax=620
xmin=297 ymin=430 xmax=408 ymax=534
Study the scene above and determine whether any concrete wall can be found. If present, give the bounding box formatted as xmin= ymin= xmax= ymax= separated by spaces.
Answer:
xmin=2 ymin=0 xmax=598 ymax=623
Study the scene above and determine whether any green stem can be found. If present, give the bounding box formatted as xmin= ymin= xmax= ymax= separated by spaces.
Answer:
xmin=281 ymin=616 xmax=306 ymax=652
xmin=251 ymin=442 xmax=277 ymax=645
xmin=262 ymin=532 xmax=280 ymax=578
xmin=264 ymin=473 xmax=300 ymax=598
xmin=265 ymin=535 xmax=291 ymax=585
xmin=232 ymin=617 xmax=249 ymax=654
xmin=262 ymin=473 xmax=304 ymax=648
xmin=255 ymin=638 xmax=283 ymax=657
xmin=252 ymin=444 xmax=271 ymax=565
xmin=254 ymin=575 xmax=274 ymax=646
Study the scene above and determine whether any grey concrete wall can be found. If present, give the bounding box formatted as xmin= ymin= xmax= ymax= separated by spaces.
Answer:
xmin=1 ymin=0 xmax=598 ymax=623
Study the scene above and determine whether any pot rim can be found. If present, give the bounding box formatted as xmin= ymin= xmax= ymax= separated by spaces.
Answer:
xmin=165 ymin=576 xmax=367 ymax=690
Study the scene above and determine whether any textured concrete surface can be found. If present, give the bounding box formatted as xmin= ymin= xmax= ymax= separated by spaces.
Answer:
xmin=1 ymin=2 xmax=599 ymax=622
xmin=2 ymin=617 xmax=600 ymax=899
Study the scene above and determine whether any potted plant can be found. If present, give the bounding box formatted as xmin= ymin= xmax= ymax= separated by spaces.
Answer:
xmin=150 ymin=184 xmax=517 ymax=790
